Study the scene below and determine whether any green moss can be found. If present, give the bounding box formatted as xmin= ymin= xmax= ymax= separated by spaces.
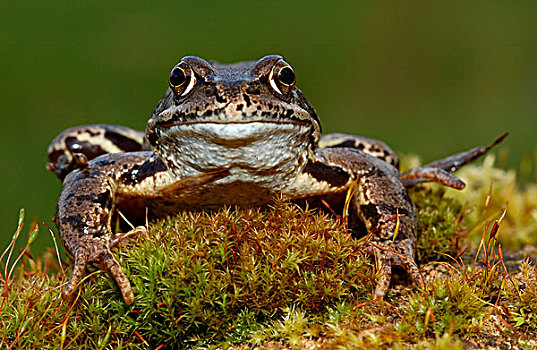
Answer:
xmin=446 ymin=154 xmax=537 ymax=248
xmin=505 ymin=261 xmax=537 ymax=330
xmin=1 ymin=198 xmax=374 ymax=349
xmin=409 ymin=187 xmax=465 ymax=264
xmin=402 ymin=275 xmax=489 ymax=336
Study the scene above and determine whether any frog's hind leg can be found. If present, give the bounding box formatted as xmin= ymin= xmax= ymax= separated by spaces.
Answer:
xmin=47 ymin=124 xmax=145 ymax=180
xmin=400 ymin=132 xmax=508 ymax=189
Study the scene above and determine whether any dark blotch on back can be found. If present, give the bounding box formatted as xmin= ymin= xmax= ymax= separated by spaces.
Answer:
xmin=48 ymin=149 xmax=67 ymax=163
xmin=146 ymin=129 xmax=158 ymax=147
xmin=360 ymin=202 xmax=410 ymax=224
xmin=359 ymin=203 xmax=380 ymax=222
xmin=242 ymin=94 xmax=252 ymax=107
xmin=303 ymin=161 xmax=350 ymax=188
xmin=285 ymin=109 xmax=293 ymax=118
xmin=104 ymin=131 xmax=144 ymax=152
xmin=215 ymin=93 xmax=227 ymax=104
xmin=96 ymin=189 xmax=112 ymax=209
xmin=328 ymin=140 xmax=358 ymax=148
xmin=326 ymin=140 xmax=368 ymax=151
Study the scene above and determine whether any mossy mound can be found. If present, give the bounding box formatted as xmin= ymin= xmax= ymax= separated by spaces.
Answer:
xmin=2 ymin=158 xmax=537 ymax=349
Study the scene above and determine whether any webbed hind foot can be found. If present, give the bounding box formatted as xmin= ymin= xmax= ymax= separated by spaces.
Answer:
xmin=400 ymin=132 xmax=508 ymax=188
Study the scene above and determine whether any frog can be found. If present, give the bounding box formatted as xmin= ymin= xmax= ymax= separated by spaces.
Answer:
xmin=47 ymin=55 xmax=506 ymax=305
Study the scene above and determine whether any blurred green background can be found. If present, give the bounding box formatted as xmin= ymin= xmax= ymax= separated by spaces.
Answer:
xmin=1 ymin=1 xmax=536 ymax=252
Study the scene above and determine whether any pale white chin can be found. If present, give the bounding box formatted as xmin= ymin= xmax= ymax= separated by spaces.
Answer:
xmin=158 ymin=121 xmax=312 ymax=191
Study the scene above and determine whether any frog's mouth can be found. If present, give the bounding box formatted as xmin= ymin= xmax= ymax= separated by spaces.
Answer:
xmin=159 ymin=119 xmax=309 ymax=129
xmin=160 ymin=120 xmax=311 ymax=147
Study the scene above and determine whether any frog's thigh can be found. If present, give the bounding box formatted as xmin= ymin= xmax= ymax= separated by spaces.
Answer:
xmin=56 ymin=169 xmax=135 ymax=304
xmin=319 ymin=133 xmax=399 ymax=168
xmin=48 ymin=124 xmax=145 ymax=158
xmin=47 ymin=124 xmax=145 ymax=180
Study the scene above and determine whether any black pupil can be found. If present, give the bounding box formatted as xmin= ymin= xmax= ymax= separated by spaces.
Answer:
xmin=170 ymin=67 xmax=186 ymax=87
xmin=278 ymin=67 xmax=295 ymax=86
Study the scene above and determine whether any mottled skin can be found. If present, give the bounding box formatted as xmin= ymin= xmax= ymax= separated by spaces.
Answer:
xmin=48 ymin=55 xmax=505 ymax=304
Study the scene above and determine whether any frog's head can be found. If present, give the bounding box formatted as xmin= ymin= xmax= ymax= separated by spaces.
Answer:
xmin=146 ymin=55 xmax=322 ymax=180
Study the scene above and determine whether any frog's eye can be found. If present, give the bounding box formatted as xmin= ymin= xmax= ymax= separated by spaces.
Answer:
xmin=269 ymin=62 xmax=295 ymax=95
xmin=277 ymin=66 xmax=295 ymax=86
xmin=169 ymin=62 xmax=196 ymax=96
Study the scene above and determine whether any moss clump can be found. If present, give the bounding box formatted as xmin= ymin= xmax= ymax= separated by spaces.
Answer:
xmin=402 ymin=275 xmax=489 ymax=336
xmin=1 ymin=198 xmax=373 ymax=349
xmin=505 ymin=261 xmax=537 ymax=330
xmin=409 ymin=187 xmax=465 ymax=264
xmin=117 ymin=198 xmax=371 ymax=347
xmin=446 ymin=154 xmax=537 ymax=248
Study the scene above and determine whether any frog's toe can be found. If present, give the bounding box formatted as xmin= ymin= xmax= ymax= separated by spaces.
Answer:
xmin=63 ymin=243 xmax=134 ymax=304
xmin=394 ymin=238 xmax=424 ymax=287
xmin=99 ymin=250 xmax=134 ymax=304
xmin=373 ymin=256 xmax=392 ymax=300
xmin=369 ymin=239 xmax=424 ymax=300
xmin=62 ymin=252 xmax=90 ymax=302
xmin=372 ymin=253 xmax=424 ymax=300
xmin=401 ymin=167 xmax=466 ymax=189
xmin=110 ymin=225 xmax=146 ymax=248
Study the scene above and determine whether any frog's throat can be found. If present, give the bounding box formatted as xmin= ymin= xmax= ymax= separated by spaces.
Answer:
xmin=156 ymin=121 xmax=313 ymax=186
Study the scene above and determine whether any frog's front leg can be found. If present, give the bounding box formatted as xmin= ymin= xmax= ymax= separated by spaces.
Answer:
xmin=56 ymin=152 xmax=168 ymax=304
xmin=308 ymin=148 xmax=422 ymax=300
xmin=56 ymin=152 xmax=232 ymax=303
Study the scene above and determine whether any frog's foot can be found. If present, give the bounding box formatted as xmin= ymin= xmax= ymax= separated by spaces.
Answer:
xmin=46 ymin=151 xmax=89 ymax=180
xmin=63 ymin=241 xmax=135 ymax=305
xmin=63 ymin=226 xmax=145 ymax=305
xmin=367 ymin=238 xmax=424 ymax=300
xmin=401 ymin=167 xmax=466 ymax=189
xmin=400 ymin=132 xmax=508 ymax=189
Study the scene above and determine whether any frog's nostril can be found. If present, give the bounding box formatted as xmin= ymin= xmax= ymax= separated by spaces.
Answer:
xmin=245 ymin=86 xmax=260 ymax=95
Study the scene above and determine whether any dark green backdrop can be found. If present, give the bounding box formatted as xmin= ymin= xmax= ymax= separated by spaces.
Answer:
xmin=1 ymin=1 xmax=536 ymax=252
